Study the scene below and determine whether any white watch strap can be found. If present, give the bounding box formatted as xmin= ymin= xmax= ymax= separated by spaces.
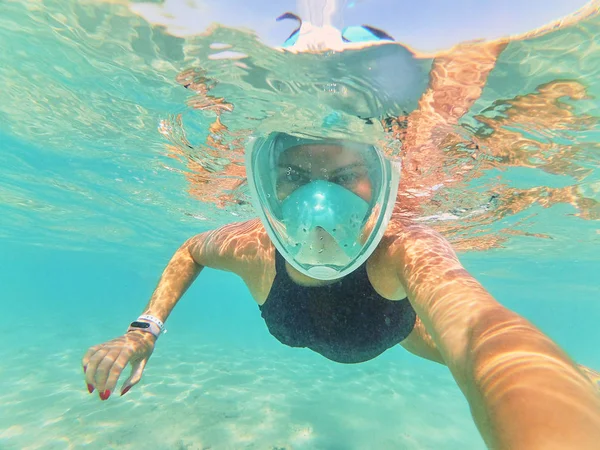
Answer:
xmin=138 ymin=314 xmax=164 ymax=330
xmin=127 ymin=320 xmax=161 ymax=339
xmin=127 ymin=315 xmax=167 ymax=339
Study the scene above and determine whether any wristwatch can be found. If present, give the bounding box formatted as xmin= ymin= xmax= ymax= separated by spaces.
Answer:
xmin=127 ymin=319 xmax=161 ymax=339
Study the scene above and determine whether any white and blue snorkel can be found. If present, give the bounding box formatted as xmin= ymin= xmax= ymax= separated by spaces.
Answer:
xmin=276 ymin=9 xmax=431 ymax=122
xmin=245 ymin=12 xmax=419 ymax=280
xmin=278 ymin=12 xmax=395 ymax=49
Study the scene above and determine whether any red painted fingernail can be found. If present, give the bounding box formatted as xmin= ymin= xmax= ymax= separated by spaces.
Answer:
xmin=99 ymin=390 xmax=111 ymax=401
xmin=83 ymin=365 xmax=87 ymax=373
xmin=87 ymin=384 xmax=94 ymax=394
xmin=121 ymin=385 xmax=132 ymax=396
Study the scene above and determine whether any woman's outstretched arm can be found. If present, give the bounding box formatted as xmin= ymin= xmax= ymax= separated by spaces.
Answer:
xmin=390 ymin=222 xmax=600 ymax=449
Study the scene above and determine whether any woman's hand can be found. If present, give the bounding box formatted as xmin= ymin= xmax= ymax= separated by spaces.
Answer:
xmin=82 ymin=330 xmax=156 ymax=400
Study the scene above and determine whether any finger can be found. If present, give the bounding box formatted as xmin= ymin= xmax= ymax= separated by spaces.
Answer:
xmin=120 ymin=358 xmax=148 ymax=396
xmin=82 ymin=345 xmax=101 ymax=374
xmin=102 ymin=350 xmax=134 ymax=397
xmin=82 ymin=346 xmax=100 ymax=393
xmin=93 ymin=348 xmax=125 ymax=399
xmin=84 ymin=347 xmax=109 ymax=388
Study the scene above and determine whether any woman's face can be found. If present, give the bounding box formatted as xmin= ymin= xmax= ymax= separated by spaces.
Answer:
xmin=275 ymin=143 xmax=373 ymax=202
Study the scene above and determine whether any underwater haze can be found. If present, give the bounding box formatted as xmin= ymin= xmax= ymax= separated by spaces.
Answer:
xmin=1 ymin=0 xmax=599 ymax=448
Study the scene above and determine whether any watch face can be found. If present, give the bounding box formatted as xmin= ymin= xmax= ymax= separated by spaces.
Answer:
xmin=130 ymin=321 xmax=150 ymax=329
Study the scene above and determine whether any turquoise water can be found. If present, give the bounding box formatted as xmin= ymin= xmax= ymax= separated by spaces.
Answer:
xmin=1 ymin=1 xmax=600 ymax=449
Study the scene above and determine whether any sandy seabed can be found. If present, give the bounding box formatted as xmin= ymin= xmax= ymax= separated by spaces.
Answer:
xmin=0 ymin=328 xmax=484 ymax=450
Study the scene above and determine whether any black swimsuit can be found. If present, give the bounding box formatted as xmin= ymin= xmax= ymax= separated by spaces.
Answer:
xmin=259 ymin=251 xmax=417 ymax=363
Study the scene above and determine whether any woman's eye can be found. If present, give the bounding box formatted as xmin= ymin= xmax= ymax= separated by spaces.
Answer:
xmin=279 ymin=168 xmax=305 ymax=184
xmin=286 ymin=169 xmax=301 ymax=182
xmin=333 ymin=173 xmax=357 ymax=185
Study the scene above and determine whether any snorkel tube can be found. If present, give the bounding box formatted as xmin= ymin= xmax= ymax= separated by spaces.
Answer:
xmin=278 ymin=12 xmax=395 ymax=48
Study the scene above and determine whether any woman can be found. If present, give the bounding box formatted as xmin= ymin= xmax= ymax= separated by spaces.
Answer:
xmin=85 ymin=18 xmax=600 ymax=448
xmin=84 ymin=131 xmax=600 ymax=449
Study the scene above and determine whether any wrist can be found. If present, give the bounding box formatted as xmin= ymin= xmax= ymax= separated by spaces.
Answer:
xmin=127 ymin=314 xmax=167 ymax=339
xmin=127 ymin=327 xmax=158 ymax=343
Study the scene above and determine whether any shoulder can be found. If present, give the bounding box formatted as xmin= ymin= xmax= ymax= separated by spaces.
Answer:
xmin=377 ymin=219 xmax=437 ymax=254
xmin=373 ymin=218 xmax=460 ymax=275
xmin=189 ymin=219 xmax=275 ymax=273
xmin=367 ymin=220 xmax=438 ymax=299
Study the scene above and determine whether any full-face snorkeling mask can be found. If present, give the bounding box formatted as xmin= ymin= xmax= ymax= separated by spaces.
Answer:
xmin=245 ymin=132 xmax=400 ymax=280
